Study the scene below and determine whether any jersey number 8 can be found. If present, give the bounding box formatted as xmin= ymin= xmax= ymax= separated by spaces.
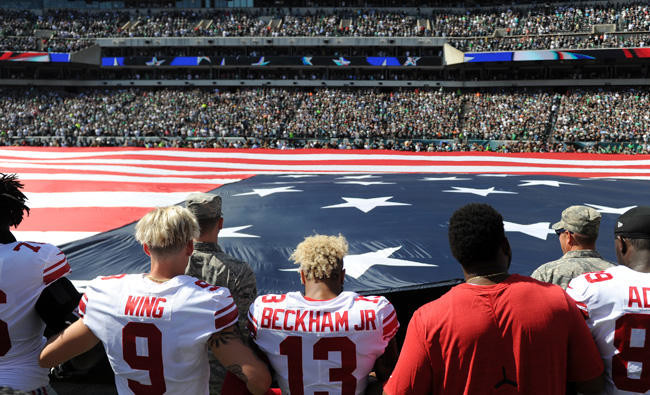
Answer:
xmin=613 ymin=313 xmax=650 ymax=392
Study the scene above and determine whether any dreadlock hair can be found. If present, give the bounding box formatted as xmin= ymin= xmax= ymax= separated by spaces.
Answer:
xmin=0 ymin=174 xmax=29 ymax=228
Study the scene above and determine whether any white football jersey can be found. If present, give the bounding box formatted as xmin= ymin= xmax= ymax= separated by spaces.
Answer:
xmin=567 ymin=265 xmax=650 ymax=394
xmin=79 ymin=274 xmax=237 ymax=395
xmin=0 ymin=241 xmax=70 ymax=391
xmin=248 ymin=291 xmax=398 ymax=395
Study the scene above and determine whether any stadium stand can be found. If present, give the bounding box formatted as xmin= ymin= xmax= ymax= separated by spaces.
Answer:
xmin=2 ymin=4 xmax=650 ymax=50
xmin=1 ymin=87 xmax=648 ymax=154
xmin=0 ymin=1 xmax=650 ymax=154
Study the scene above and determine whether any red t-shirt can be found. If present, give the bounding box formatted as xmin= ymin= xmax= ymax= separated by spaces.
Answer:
xmin=384 ymin=274 xmax=603 ymax=394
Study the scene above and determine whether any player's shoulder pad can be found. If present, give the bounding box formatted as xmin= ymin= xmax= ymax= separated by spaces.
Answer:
xmin=353 ymin=294 xmax=389 ymax=307
xmin=13 ymin=241 xmax=65 ymax=266
xmin=190 ymin=278 xmax=233 ymax=299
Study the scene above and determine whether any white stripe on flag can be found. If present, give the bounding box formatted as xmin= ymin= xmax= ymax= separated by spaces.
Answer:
xmin=24 ymin=192 xmax=192 ymax=208
xmin=3 ymin=149 xmax=650 ymax=166
xmin=12 ymin=231 xmax=99 ymax=246
xmin=14 ymin=173 xmax=242 ymax=184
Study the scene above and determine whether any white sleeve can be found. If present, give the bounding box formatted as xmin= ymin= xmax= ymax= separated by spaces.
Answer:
xmin=212 ymin=286 xmax=238 ymax=332
xmin=566 ymin=274 xmax=593 ymax=319
xmin=376 ymin=296 xmax=399 ymax=343
xmin=36 ymin=243 xmax=70 ymax=285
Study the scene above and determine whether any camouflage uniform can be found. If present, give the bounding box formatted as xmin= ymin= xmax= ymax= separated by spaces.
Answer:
xmin=532 ymin=205 xmax=614 ymax=289
xmin=184 ymin=192 xmax=258 ymax=394
xmin=186 ymin=241 xmax=257 ymax=394
xmin=531 ymin=249 xmax=614 ymax=289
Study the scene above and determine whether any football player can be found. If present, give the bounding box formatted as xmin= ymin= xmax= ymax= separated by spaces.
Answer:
xmin=0 ymin=174 xmax=80 ymax=393
xmin=246 ymin=234 xmax=398 ymax=395
xmin=567 ymin=206 xmax=650 ymax=394
xmin=39 ymin=205 xmax=271 ymax=395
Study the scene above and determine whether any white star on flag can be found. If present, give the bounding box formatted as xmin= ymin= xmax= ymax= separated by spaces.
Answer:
xmin=322 ymin=196 xmax=410 ymax=213
xmin=335 ymin=181 xmax=395 ymax=186
xmin=421 ymin=176 xmax=471 ymax=181
xmin=234 ymin=186 xmax=302 ymax=197
xmin=504 ymin=221 xmax=555 ymax=240
xmin=584 ymin=204 xmax=637 ymax=215
xmin=337 ymin=175 xmax=381 ymax=180
xmin=518 ymin=180 xmax=578 ymax=187
xmin=279 ymin=175 xmax=317 ymax=178
xmin=280 ymin=246 xmax=437 ymax=279
xmin=219 ymin=225 xmax=259 ymax=238
xmin=443 ymin=187 xmax=517 ymax=197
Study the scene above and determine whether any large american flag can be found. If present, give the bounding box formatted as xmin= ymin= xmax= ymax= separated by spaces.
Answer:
xmin=2 ymin=147 xmax=649 ymax=293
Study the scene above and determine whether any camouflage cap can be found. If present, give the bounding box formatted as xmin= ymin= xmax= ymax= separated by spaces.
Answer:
xmin=185 ymin=192 xmax=222 ymax=220
xmin=552 ymin=205 xmax=601 ymax=237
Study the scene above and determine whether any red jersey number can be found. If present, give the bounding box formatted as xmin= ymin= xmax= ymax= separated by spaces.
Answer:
xmin=279 ymin=335 xmax=357 ymax=395
xmin=585 ymin=271 xmax=614 ymax=283
xmin=0 ymin=290 xmax=10 ymax=356
xmin=122 ymin=322 xmax=166 ymax=394
xmin=613 ymin=313 xmax=650 ymax=392
xmin=261 ymin=295 xmax=287 ymax=303
xmin=12 ymin=242 xmax=41 ymax=253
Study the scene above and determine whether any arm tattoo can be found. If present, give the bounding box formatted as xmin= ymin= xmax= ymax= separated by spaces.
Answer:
xmin=226 ymin=364 xmax=248 ymax=384
xmin=207 ymin=328 xmax=239 ymax=349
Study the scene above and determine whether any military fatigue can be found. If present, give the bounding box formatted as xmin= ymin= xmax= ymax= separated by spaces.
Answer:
xmin=531 ymin=249 xmax=614 ymax=290
xmin=186 ymin=241 xmax=257 ymax=395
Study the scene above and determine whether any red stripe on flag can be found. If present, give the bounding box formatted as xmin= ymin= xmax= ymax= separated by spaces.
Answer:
xmin=16 ymin=207 xmax=153 ymax=232
xmin=44 ymin=262 xmax=70 ymax=284
xmin=214 ymin=309 xmax=239 ymax=331
xmin=20 ymin=180 xmax=239 ymax=193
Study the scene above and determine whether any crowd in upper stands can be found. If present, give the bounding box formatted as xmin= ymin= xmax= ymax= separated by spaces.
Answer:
xmin=3 ymin=4 xmax=650 ymax=51
xmin=1 ymin=87 xmax=648 ymax=154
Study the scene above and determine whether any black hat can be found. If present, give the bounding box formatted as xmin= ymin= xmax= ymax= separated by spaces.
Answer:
xmin=615 ymin=206 xmax=650 ymax=239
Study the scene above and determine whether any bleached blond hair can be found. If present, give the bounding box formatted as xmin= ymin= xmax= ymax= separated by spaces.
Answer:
xmin=290 ymin=234 xmax=348 ymax=280
xmin=135 ymin=206 xmax=199 ymax=254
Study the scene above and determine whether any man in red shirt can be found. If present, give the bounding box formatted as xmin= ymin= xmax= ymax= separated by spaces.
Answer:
xmin=383 ymin=203 xmax=604 ymax=395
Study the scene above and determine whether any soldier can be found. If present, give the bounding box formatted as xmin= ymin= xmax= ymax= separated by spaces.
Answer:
xmin=531 ymin=205 xmax=614 ymax=289
xmin=185 ymin=192 xmax=258 ymax=394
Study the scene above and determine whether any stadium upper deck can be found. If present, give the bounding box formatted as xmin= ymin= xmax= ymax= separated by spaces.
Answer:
xmin=2 ymin=3 xmax=650 ymax=52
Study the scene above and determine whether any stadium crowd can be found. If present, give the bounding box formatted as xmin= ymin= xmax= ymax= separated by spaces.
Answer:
xmin=0 ymin=87 xmax=648 ymax=154
xmin=3 ymin=4 xmax=650 ymax=51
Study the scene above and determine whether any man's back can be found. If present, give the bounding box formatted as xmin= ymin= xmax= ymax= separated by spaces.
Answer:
xmin=531 ymin=249 xmax=614 ymax=289
xmin=567 ymin=265 xmax=650 ymax=394
xmin=187 ymin=241 xmax=257 ymax=334
xmin=249 ymin=291 xmax=398 ymax=395
xmin=386 ymin=275 xmax=602 ymax=394
xmin=79 ymin=273 xmax=238 ymax=395
xmin=0 ymin=241 xmax=69 ymax=391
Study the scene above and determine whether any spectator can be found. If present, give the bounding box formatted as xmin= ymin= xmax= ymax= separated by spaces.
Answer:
xmin=383 ymin=203 xmax=605 ymax=394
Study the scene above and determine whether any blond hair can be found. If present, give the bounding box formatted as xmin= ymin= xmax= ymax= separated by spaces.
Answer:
xmin=135 ymin=206 xmax=199 ymax=254
xmin=290 ymin=234 xmax=348 ymax=280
